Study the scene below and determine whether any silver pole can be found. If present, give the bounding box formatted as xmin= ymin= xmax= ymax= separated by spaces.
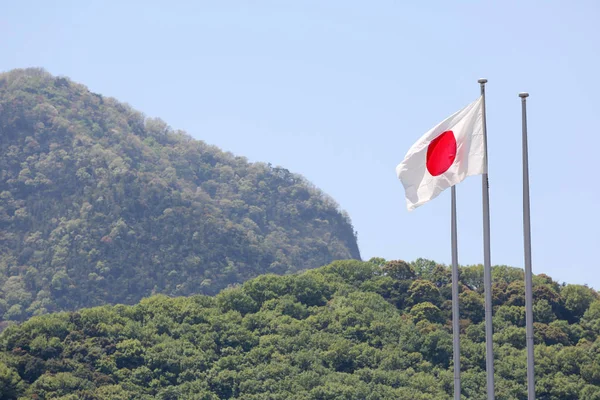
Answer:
xmin=478 ymin=78 xmax=495 ymax=400
xmin=520 ymin=92 xmax=536 ymax=400
xmin=451 ymin=185 xmax=461 ymax=400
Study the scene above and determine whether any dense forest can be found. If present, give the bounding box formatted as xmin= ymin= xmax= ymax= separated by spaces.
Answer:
xmin=0 ymin=258 xmax=599 ymax=399
xmin=0 ymin=68 xmax=360 ymax=321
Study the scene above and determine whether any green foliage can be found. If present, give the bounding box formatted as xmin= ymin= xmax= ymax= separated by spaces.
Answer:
xmin=0 ymin=260 xmax=598 ymax=399
xmin=410 ymin=301 xmax=443 ymax=323
xmin=410 ymin=257 xmax=437 ymax=279
xmin=408 ymin=279 xmax=441 ymax=306
xmin=561 ymin=284 xmax=597 ymax=322
xmin=0 ymin=68 xmax=360 ymax=321
xmin=459 ymin=290 xmax=485 ymax=324
xmin=583 ymin=301 xmax=600 ymax=334
xmin=382 ymin=260 xmax=415 ymax=281
xmin=533 ymin=299 xmax=556 ymax=324
xmin=0 ymin=362 xmax=24 ymax=399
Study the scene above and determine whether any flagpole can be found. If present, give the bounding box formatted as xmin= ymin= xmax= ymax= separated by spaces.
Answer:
xmin=451 ymin=185 xmax=461 ymax=400
xmin=519 ymin=92 xmax=536 ymax=400
xmin=478 ymin=78 xmax=495 ymax=400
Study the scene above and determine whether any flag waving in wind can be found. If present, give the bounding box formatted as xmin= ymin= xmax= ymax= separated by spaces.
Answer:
xmin=396 ymin=97 xmax=485 ymax=210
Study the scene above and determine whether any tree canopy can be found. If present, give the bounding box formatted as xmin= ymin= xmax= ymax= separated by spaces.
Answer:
xmin=0 ymin=68 xmax=360 ymax=321
xmin=0 ymin=259 xmax=599 ymax=399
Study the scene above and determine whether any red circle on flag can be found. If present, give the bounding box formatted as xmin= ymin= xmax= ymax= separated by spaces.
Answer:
xmin=426 ymin=130 xmax=457 ymax=176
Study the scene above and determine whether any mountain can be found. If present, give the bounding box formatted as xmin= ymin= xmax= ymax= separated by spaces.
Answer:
xmin=0 ymin=259 xmax=599 ymax=399
xmin=0 ymin=68 xmax=360 ymax=321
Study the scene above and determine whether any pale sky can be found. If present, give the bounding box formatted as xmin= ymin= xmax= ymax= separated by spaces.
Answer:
xmin=2 ymin=1 xmax=599 ymax=288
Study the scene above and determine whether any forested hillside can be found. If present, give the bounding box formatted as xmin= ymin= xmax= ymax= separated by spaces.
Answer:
xmin=0 ymin=68 xmax=360 ymax=321
xmin=1 ymin=259 xmax=599 ymax=400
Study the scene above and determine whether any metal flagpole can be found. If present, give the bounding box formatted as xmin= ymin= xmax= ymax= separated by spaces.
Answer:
xmin=451 ymin=185 xmax=461 ymax=400
xmin=519 ymin=92 xmax=536 ymax=399
xmin=478 ymin=78 xmax=495 ymax=400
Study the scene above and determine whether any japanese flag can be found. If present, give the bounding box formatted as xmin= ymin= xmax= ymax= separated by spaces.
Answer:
xmin=396 ymin=97 xmax=485 ymax=211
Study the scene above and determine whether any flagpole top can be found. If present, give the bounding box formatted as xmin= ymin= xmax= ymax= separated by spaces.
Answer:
xmin=478 ymin=78 xmax=488 ymax=84
xmin=519 ymin=92 xmax=530 ymax=98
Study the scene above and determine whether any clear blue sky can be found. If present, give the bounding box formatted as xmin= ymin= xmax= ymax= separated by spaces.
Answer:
xmin=2 ymin=1 xmax=599 ymax=287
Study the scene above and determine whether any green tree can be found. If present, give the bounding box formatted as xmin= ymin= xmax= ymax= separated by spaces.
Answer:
xmin=411 ymin=258 xmax=437 ymax=279
xmin=562 ymin=284 xmax=597 ymax=321
xmin=533 ymin=299 xmax=556 ymax=324
xmin=460 ymin=290 xmax=485 ymax=323
xmin=582 ymin=301 xmax=600 ymax=334
xmin=382 ymin=260 xmax=416 ymax=281
xmin=0 ymin=362 xmax=24 ymax=399
xmin=410 ymin=302 xmax=443 ymax=323
xmin=408 ymin=280 xmax=441 ymax=306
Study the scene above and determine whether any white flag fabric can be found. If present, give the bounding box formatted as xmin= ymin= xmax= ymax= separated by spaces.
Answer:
xmin=396 ymin=97 xmax=485 ymax=211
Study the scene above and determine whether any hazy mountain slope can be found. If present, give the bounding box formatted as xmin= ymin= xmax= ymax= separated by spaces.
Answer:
xmin=0 ymin=68 xmax=360 ymax=320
